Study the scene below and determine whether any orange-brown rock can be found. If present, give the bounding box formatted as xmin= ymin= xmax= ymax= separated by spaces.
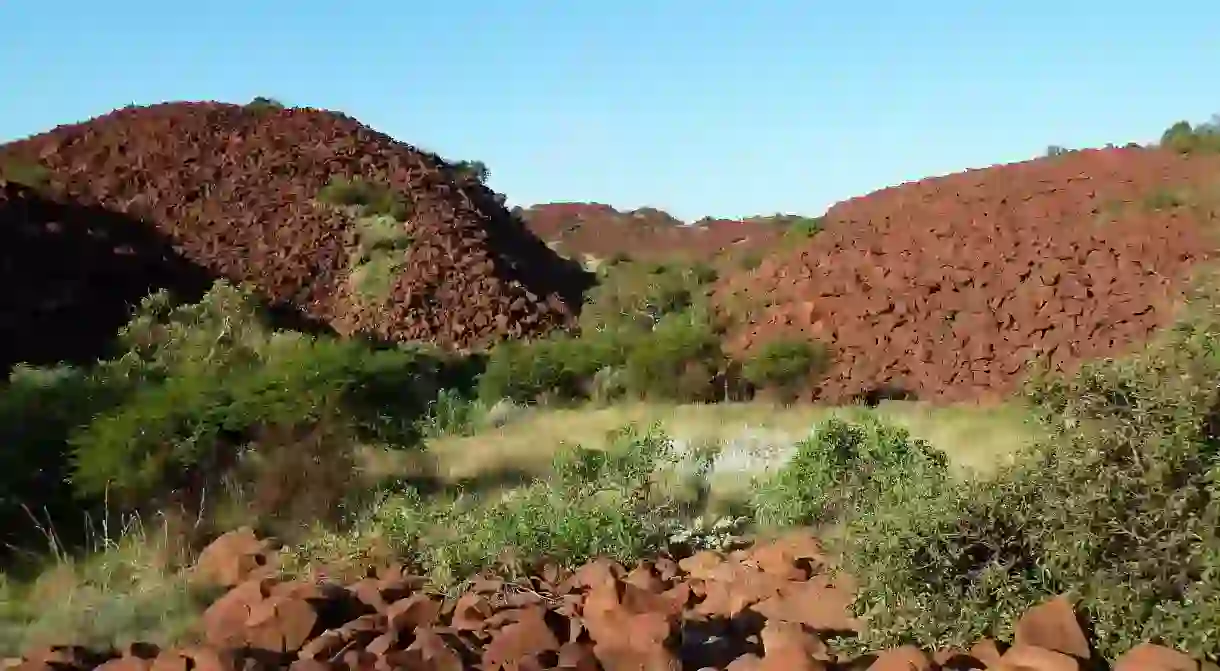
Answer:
xmin=1013 ymin=595 xmax=1091 ymax=659
xmin=13 ymin=533 xmax=1220 ymax=671
xmin=195 ymin=528 xmax=276 ymax=589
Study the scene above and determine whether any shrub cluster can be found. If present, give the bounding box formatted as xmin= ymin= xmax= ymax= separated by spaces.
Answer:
xmin=0 ymin=282 xmax=471 ymax=556
xmin=282 ymin=425 xmax=685 ymax=588
xmin=842 ymin=277 xmax=1220 ymax=660
xmin=317 ymin=176 xmax=413 ymax=221
xmin=1160 ymin=116 xmax=1220 ymax=154
xmin=478 ymin=260 xmax=828 ymax=404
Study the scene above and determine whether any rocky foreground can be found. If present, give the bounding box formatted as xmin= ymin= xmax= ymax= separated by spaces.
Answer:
xmin=5 ymin=530 xmax=1213 ymax=671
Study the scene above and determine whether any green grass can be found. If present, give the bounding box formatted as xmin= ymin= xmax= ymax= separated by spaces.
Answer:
xmin=347 ymin=214 xmax=415 ymax=302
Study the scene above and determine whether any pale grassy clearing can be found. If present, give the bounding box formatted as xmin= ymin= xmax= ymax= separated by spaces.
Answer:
xmin=408 ymin=399 xmax=1037 ymax=488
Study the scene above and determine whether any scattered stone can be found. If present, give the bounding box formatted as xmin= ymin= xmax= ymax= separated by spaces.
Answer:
xmin=11 ymin=532 xmax=1219 ymax=670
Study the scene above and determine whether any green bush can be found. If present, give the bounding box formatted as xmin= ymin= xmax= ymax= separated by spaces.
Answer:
xmin=477 ymin=335 xmax=586 ymax=404
xmin=623 ymin=311 xmax=724 ymax=402
xmin=317 ymin=176 xmax=413 ymax=221
xmin=750 ymin=416 xmax=948 ymax=530
xmin=580 ymin=260 xmax=718 ymax=334
xmin=284 ymin=425 xmax=681 ymax=587
xmin=741 ymin=338 xmax=830 ymax=399
xmin=0 ymin=365 xmax=135 ymax=556
xmin=51 ymin=282 xmax=462 ymax=526
xmin=245 ymin=96 xmax=285 ymax=112
xmin=0 ymin=159 xmax=52 ymax=190
xmin=449 ymin=160 xmax=489 ymax=184
xmin=785 ymin=216 xmax=825 ymax=239
xmin=843 ymin=281 xmax=1220 ymax=660
xmin=1160 ymin=117 xmax=1220 ymax=154
xmin=348 ymin=214 xmax=414 ymax=301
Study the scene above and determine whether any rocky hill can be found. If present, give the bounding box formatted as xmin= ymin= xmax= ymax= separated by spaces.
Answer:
xmin=716 ymin=146 xmax=1220 ymax=402
xmin=0 ymin=101 xmax=590 ymax=367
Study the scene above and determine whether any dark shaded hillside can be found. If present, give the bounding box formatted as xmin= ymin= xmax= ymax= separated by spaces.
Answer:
xmin=0 ymin=179 xmax=213 ymax=371
xmin=0 ymin=101 xmax=591 ymax=352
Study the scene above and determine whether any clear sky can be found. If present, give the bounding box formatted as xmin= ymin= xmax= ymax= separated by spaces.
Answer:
xmin=1 ymin=2 xmax=1216 ymax=221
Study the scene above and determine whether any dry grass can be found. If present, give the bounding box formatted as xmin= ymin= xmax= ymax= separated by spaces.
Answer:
xmin=411 ymin=400 xmax=1036 ymax=485
xmin=0 ymin=514 xmax=216 ymax=656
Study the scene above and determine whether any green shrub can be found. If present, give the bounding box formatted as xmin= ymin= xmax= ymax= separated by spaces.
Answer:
xmin=475 ymin=260 xmax=725 ymax=405
xmin=623 ymin=311 xmax=723 ymax=402
xmin=741 ymin=338 xmax=830 ymax=399
xmin=1141 ymin=186 xmax=1193 ymax=211
xmin=450 ymin=160 xmax=489 ymax=184
xmin=245 ymin=96 xmax=285 ymax=112
xmin=580 ymin=260 xmax=718 ymax=334
xmin=0 ymin=159 xmax=52 ymax=189
xmin=1160 ymin=117 xmax=1220 ymax=154
xmin=750 ymin=416 xmax=948 ymax=530
xmin=785 ymin=216 xmax=825 ymax=239
xmin=284 ymin=425 xmax=681 ymax=587
xmin=843 ymin=281 xmax=1220 ymax=660
xmin=477 ymin=336 xmax=581 ymax=404
xmin=318 ymin=176 xmax=413 ymax=221
xmin=63 ymin=282 xmax=459 ymax=520
xmin=0 ymin=365 xmax=135 ymax=556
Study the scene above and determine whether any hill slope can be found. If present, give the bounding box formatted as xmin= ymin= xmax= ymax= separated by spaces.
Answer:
xmin=520 ymin=202 xmax=786 ymax=263
xmin=717 ymin=147 xmax=1220 ymax=402
xmin=0 ymin=101 xmax=589 ymax=359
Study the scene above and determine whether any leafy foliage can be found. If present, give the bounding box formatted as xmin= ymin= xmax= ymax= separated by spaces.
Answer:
xmin=1160 ymin=116 xmax=1220 ymax=154
xmin=0 ymin=159 xmax=52 ymax=189
xmin=317 ymin=176 xmax=413 ymax=221
xmin=284 ymin=425 xmax=683 ymax=587
xmin=844 ymin=278 xmax=1220 ymax=660
xmin=741 ymin=338 xmax=830 ymax=399
xmin=478 ymin=260 xmax=727 ymax=404
xmin=750 ymin=415 xmax=948 ymax=530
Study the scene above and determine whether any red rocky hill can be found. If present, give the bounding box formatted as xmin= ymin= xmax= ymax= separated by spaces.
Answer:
xmin=0 ymin=101 xmax=590 ymax=364
xmin=520 ymin=202 xmax=788 ymax=263
xmin=717 ymin=147 xmax=1220 ymax=402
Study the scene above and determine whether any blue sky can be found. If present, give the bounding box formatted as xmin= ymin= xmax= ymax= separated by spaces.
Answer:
xmin=1 ymin=2 xmax=1215 ymax=221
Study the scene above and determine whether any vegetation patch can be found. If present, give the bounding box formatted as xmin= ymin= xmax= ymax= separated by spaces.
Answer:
xmin=281 ymin=425 xmax=689 ymax=588
xmin=348 ymin=214 xmax=415 ymax=301
xmin=318 ymin=175 xmax=413 ymax=221
xmin=741 ymin=337 xmax=831 ymax=401
xmin=0 ymin=158 xmax=52 ymax=190
xmin=0 ymin=281 xmax=467 ymax=562
xmin=477 ymin=260 xmax=733 ymax=405
xmin=840 ymin=275 xmax=1220 ymax=660
xmin=749 ymin=415 xmax=949 ymax=530
xmin=244 ymin=96 xmax=286 ymax=112
xmin=1161 ymin=116 xmax=1220 ymax=154
xmin=1140 ymin=185 xmax=1195 ymax=211
xmin=784 ymin=215 xmax=826 ymax=239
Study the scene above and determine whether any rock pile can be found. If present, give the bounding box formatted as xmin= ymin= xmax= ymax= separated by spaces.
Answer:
xmin=8 ymin=529 xmax=1214 ymax=670
xmin=718 ymin=147 xmax=1220 ymax=402
xmin=0 ymin=101 xmax=589 ymax=362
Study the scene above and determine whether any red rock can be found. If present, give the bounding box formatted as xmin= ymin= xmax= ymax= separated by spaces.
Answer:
xmin=195 ymin=527 xmax=275 ymax=589
xmin=244 ymin=594 xmax=320 ymax=653
xmin=1113 ymin=643 xmax=1198 ymax=671
xmin=386 ymin=594 xmax=442 ymax=631
xmin=1013 ymin=595 xmax=1091 ymax=659
xmin=997 ymin=644 xmax=1079 ymax=671
xmin=867 ymin=646 xmax=932 ymax=670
